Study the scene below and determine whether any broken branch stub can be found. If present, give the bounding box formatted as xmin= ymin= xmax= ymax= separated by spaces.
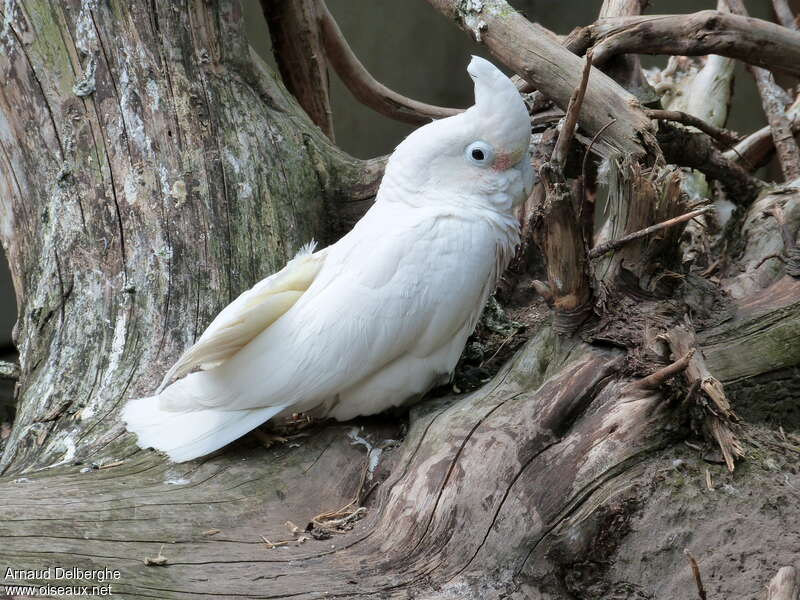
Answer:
xmin=666 ymin=325 xmax=743 ymax=472
xmin=534 ymin=53 xmax=594 ymax=335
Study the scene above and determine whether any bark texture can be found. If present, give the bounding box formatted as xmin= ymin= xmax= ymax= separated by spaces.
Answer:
xmin=0 ymin=0 xmax=363 ymax=473
xmin=0 ymin=1 xmax=798 ymax=599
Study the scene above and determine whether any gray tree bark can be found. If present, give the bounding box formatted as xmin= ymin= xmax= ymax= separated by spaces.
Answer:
xmin=0 ymin=1 xmax=798 ymax=599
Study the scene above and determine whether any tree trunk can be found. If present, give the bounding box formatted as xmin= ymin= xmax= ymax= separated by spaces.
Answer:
xmin=0 ymin=1 xmax=798 ymax=599
xmin=0 ymin=0 xmax=370 ymax=474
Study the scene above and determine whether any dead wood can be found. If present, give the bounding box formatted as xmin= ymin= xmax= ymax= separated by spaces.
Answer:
xmin=580 ymin=11 xmax=800 ymax=77
xmin=725 ymin=100 xmax=800 ymax=170
xmin=666 ymin=325 xmax=743 ymax=472
xmin=644 ymin=109 xmax=740 ymax=148
xmin=316 ymin=0 xmax=461 ymax=124
xmin=589 ymin=207 xmax=712 ymax=260
xmin=0 ymin=1 xmax=798 ymax=598
xmin=767 ymin=566 xmax=799 ymax=600
xmin=261 ymin=0 xmax=335 ymax=139
xmin=534 ymin=53 xmax=594 ymax=334
xmin=722 ymin=0 xmax=800 ymax=181
xmin=747 ymin=68 xmax=799 ymax=181
xmin=656 ymin=122 xmax=764 ymax=204
xmin=772 ymin=0 xmax=799 ymax=30
xmin=424 ymin=0 xmax=658 ymax=159
xmin=597 ymin=0 xmax=658 ymax=103
xmin=635 ymin=350 xmax=694 ymax=390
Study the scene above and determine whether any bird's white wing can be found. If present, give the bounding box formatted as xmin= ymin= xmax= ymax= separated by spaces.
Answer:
xmin=160 ymin=201 xmax=501 ymax=413
xmin=156 ymin=244 xmax=327 ymax=392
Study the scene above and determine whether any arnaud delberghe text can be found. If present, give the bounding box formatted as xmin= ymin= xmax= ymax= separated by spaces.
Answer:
xmin=5 ymin=566 xmax=122 ymax=582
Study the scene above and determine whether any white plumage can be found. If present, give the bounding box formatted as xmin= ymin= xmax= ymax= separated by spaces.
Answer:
xmin=123 ymin=57 xmax=534 ymax=462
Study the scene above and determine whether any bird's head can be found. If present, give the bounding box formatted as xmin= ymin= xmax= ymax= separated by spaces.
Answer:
xmin=381 ymin=56 xmax=533 ymax=211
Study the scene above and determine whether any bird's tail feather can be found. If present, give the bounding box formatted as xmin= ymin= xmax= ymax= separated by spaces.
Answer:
xmin=122 ymin=395 xmax=290 ymax=463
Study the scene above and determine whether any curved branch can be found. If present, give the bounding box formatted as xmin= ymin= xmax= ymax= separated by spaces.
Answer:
xmin=724 ymin=97 xmax=800 ymax=170
xmin=722 ymin=0 xmax=800 ymax=181
xmin=657 ymin=122 xmax=764 ymax=205
xmin=317 ymin=0 xmax=461 ymax=125
xmin=645 ymin=109 xmax=740 ymax=148
xmin=584 ymin=11 xmax=800 ymax=77
xmin=424 ymin=0 xmax=658 ymax=159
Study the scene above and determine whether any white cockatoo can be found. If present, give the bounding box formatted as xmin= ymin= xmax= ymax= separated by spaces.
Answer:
xmin=123 ymin=57 xmax=533 ymax=462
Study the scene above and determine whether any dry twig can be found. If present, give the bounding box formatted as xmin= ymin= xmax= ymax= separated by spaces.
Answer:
xmin=684 ymin=549 xmax=708 ymax=600
xmin=645 ymin=109 xmax=740 ymax=148
xmin=589 ymin=207 xmax=712 ymax=259
xmin=666 ymin=325 xmax=743 ymax=472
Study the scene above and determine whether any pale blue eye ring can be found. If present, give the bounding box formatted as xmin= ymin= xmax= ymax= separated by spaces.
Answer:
xmin=465 ymin=141 xmax=495 ymax=167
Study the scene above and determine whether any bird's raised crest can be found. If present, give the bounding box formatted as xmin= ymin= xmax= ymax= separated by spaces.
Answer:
xmin=466 ymin=56 xmax=531 ymax=159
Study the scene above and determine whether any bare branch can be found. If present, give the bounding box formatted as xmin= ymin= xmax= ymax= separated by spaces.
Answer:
xmin=751 ymin=69 xmax=800 ymax=180
xmin=725 ymin=91 xmax=800 ymax=169
xmin=657 ymin=122 xmax=764 ymax=205
xmin=424 ymin=0 xmax=657 ymax=159
xmin=721 ymin=0 xmax=800 ymax=180
xmin=635 ymin=350 xmax=695 ymax=390
xmin=552 ymin=50 xmax=593 ymax=169
xmin=645 ymin=109 xmax=740 ymax=148
xmin=583 ymin=11 xmax=800 ymax=77
xmin=316 ymin=0 xmax=460 ymax=125
xmin=261 ymin=0 xmax=335 ymax=139
xmin=772 ymin=0 xmax=798 ymax=30
xmin=589 ymin=207 xmax=712 ymax=259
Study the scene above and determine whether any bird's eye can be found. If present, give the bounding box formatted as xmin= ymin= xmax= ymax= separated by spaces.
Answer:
xmin=465 ymin=141 xmax=494 ymax=167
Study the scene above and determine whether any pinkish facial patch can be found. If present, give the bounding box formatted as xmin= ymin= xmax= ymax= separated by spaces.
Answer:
xmin=492 ymin=149 xmax=524 ymax=171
